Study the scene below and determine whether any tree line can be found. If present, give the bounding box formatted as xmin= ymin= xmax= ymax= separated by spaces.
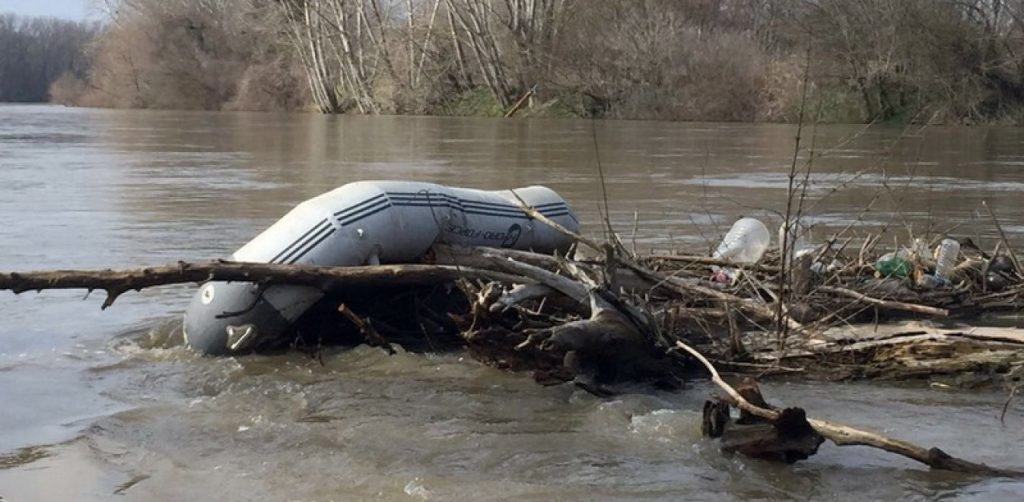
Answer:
xmin=0 ymin=14 xmax=99 ymax=103
xmin=7 ymin=1 xmax=1024 ymax=124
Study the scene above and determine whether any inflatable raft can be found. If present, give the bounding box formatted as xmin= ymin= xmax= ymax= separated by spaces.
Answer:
xmin=183 ymin=181 xmax=579 ymax=355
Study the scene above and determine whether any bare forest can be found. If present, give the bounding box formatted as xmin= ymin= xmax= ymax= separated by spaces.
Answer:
xmin=0 ymin=14 xmax=98 ymax=103
xmin=7 ymin=0 xmax=1024 ymax=124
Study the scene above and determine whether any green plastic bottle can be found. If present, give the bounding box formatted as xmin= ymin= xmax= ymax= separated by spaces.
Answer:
xmin=875 ymin=253 xmax=911 ymax=278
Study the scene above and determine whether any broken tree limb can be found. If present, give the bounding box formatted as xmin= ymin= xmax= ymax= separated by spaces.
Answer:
xmin=428 ymin=244 xmax=657 ymax=292
xmin=675 ymin=340 xmax=1024 ymax=477
xmin=649 ymin=254 xmax=781 ymax=274
xmin=490 ymin=283 xmax=555 ymax=312
xmin=805 ymin=418 xmax=1024 ymax=476
xmin=0 ymin=261 xmax=530 ymax=309
xmin=508 ymin=192 xmax=606 ymax=255
xmin=479 ymin=253 xmax=590 ymax=305
xmin=429 ymin=243 xmax=567 ymax=271
xmin=817 ymin=285 xmax=949 ymax=317
xmin=338 ymin=304 xmax=395 ymax=355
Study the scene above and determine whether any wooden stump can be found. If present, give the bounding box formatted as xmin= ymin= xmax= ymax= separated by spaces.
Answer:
xmin=701 ymin=379 xmax=825 ymax=464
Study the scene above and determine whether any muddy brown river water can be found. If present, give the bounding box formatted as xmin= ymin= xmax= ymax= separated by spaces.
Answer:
xmin=2 ymin=104 xmax=1024 ymax=500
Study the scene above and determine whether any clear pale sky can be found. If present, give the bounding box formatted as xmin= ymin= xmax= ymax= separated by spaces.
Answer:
xmin=0 ymin=0 xmax=95 ymax=20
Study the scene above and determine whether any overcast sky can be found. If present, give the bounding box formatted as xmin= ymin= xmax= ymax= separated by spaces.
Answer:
xmin=0 ymin=0 xmax=96 ymax=20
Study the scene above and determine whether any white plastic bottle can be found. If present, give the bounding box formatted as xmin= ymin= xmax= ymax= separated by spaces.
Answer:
xmin=714 ymin=218 xmax=771 ymax=264
xmin=934 ymin=238 xmax=961 ymax=280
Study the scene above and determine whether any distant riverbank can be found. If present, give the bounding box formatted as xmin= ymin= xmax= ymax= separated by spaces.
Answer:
xmin=8 ymin=1 xmax=1024 ymax=126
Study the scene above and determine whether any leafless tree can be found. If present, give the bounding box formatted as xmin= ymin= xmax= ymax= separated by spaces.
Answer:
xmin=0 ymin=14 xmax=99 ymax=102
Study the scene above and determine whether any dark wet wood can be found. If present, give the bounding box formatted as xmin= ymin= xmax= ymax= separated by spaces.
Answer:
xmin=717 ymin=408 xmax=825 ymax=464
xmin=702 ymin=378 xmax=824 ymax=464
xmin=337 ymin=303 xmax=395 ymax=354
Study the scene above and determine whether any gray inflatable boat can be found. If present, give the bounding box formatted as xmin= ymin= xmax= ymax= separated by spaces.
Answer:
xmin=183 ymin=181 xmax=579 ymax=355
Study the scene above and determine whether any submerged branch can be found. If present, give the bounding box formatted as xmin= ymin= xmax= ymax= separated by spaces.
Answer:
xmin=676 ymin=341 xmax=1024 ymax=477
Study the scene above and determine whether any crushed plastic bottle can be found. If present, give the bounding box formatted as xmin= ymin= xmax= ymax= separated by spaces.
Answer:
xmin=710 ymin=218 xmax=770 ymax=286
xmin=714 ymin=218 xmax=770 ymax=264
xmin=933 ymin=238 xmax=960 ymax=281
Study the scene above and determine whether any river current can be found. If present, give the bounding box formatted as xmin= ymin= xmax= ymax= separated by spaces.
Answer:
xmin=1 ymin=104 xmax=1023 ymax=500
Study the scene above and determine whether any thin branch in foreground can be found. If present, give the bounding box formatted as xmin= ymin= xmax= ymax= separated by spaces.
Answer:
xmin=675 ymin=340 xmax=1024 ymax=477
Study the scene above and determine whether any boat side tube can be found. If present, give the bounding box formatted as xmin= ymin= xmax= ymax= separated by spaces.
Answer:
xmin=183 ymin=181 xmax=579 ymax=355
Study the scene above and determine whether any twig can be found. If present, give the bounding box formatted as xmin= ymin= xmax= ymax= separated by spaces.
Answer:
xmin=508 ymin=191 xmax=604 ymax=254
xmin=591 ymin=119 xmax=617 ymax=246
xmin=777 ymin=45 xmax=813 ymax=347
xmin=631 ymin=211 xmax=640 ymax=257
xmin=983 ymin=200 xmax=1022 ymax=276
xmin=1001 ymin=383 xmax=1021 ymax=424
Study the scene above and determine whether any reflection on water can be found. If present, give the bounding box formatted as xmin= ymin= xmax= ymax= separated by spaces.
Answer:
xmin=1 ymin=104 xmax=1024 ymax=500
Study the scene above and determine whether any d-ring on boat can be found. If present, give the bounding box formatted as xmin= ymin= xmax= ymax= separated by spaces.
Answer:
xmin=183 ymin=181 xmax=579 ymax=355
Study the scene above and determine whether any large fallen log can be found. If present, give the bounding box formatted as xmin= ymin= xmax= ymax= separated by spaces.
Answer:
xmin=0 ymin=261 xmax=528 ymax=308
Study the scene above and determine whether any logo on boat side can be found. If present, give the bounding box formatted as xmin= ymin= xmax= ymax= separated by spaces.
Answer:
xmin=501 ymin=224 xmax=522 ymax=247
xmin=444 ymin=222 xmax=522 ymax=247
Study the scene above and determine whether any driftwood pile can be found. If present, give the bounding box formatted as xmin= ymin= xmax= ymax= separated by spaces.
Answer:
xmin=3 ymin=208 xmax=1024 ymax=476
xmin=639 ymin=230 xmax=1024 ymax=385
xmin=2 ymin=225 xmax=1024 ymax=388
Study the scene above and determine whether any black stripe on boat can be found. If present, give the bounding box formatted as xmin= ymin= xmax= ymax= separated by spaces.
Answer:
xmin=538 ymin=205 xmax=569 ymax=213
xmin=533 ymin=201 xmax=565 ymax=209
xmin=339 ymin=201 xmax=394 ymax=226
xmin=385 ymin=191 xmax=572 ymax=221
xmin=390 ymin=202 xmax=532 ymax=219
xmin=385 ymin=191 xmax=569 ymax=216
xmin=286 ymin=227 xmax=337 ymax=264
xmin=337 ymin=198 xmax=393 ymax=226
xmin=389 ymin=192 xmax=521 ymax=211
xmin=334 ymin=193 xmax=388 ymax=218
xmin=461 ymin=208 xmax=531 ymax=219
xmin=460 ymin=201 xmax=568 ymax=214
xmin=269 ymin=218 xmax=330 ymax=264
xmin=278 ymin=222 xmax=335 ymax=264
xmin=388 ymin=201 xmax=462 ymax=209
xmin=386 ymin=192 xmax=464 ymax=206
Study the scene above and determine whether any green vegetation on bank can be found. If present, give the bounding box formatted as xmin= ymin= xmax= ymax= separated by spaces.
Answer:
xmin=6 ymin=1 xmax=1024 ymax=125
